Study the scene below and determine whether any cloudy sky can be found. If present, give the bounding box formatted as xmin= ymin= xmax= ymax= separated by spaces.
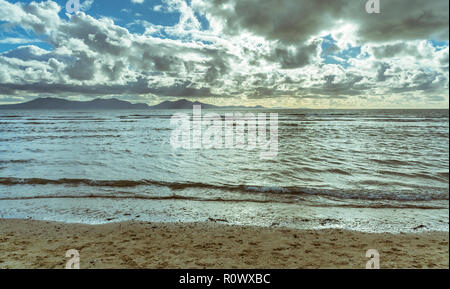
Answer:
xmin=0 ymin=0 xmax=448 ymax=108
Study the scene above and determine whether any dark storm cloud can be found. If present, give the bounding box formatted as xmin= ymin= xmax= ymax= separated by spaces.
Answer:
xmin=246 ymin=86 xmax=292 ymax=99
xmin=376 ymin=62 xmax=391 ymax=82
xmin=0 ymin=79 xmax=217 ymax=98
xmin=101 ymin=60 xmax=126 ymax=81
xmin=307 ymin=73 xmax=369 ymax=97
xmin=354 ymin=0 xmax=449 ymax=42
xmin=266 ymin=41 xmax=321 ymax=69
xmin=391 ymin=69 xmax=447 ymax=93
xmin=245 ymin=72 xmax=371 ymax=99
xmin=65 ymin=51 xmax=97 ymax=81
xmin=199 ymin=0 xmax=449 ymax=42
xmin=201 ymin=0 xmax=349 ymax=44
xmin=371 ymin=43 xmax=424 ymax=59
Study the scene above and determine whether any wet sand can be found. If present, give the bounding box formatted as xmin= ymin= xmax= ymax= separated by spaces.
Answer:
xmin=0 ymin=219 xmax=448 ymax=269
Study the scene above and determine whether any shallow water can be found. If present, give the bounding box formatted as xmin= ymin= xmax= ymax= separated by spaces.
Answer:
xmin=0 ymin=109 xmax=448 ymax=232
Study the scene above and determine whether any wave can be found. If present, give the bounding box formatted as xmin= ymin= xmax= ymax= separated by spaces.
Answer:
xmin=300 ymin=167 xmax=352 ymax=176
xmin=0 ymin=177 xmax=448 ymax=201
xmin=375 ymin=170 xmax=449 ymax=182
xmin=0 ymin=160 xmax=34 ymax=164
xmin=1 ymin=134 xmax=122 ymax=141
xmin=0 ymin=194 xmax=278 ymax=204
xmin=118 ymin=115 xmax=174 ymax=120
xmin=0 ymin=194 xmax=445 ymax=209
xmin=369 ymin=158 xmax=410 ymax=166
xmin=438 ymin=172 xmax=449 ymax=180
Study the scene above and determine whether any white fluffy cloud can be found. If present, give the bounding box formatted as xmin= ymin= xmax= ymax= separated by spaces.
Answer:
xmin=0 ymin=0 xmax=448 ymax=108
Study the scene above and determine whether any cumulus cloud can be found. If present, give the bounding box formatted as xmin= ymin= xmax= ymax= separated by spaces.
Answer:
xmin=0 ymin=0 xmax=448 ymax=107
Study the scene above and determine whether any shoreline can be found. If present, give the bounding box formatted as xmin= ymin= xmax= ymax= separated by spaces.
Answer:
xmin=1 ymin=197 xmax=448 ymax=234
xmin=0 ymin=219 xmax=448 ymax=269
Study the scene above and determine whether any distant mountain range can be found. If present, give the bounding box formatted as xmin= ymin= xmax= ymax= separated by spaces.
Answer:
xmin=0 ymin=97 xmax=266 ymax=110
xmin=0 ymin=98 xmax=149 ymax=110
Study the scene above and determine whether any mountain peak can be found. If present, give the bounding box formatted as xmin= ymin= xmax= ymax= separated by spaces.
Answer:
xmin=149 ymin=99 xmax=216 ymax=109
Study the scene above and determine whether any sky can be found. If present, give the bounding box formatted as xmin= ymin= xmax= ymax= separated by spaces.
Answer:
xmin=0 ymin=0 xmax=448 ymax=108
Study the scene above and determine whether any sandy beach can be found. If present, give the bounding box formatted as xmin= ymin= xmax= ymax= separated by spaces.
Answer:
xmin=0 ymin=219 xmax=448 ymax=269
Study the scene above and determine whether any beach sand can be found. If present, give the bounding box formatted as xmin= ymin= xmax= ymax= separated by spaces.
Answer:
xmin=0 ymin=219 xmax=448 ymax=269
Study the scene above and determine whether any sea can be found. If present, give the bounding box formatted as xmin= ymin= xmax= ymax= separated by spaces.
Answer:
xmin=0 ymin=109 xmax=448 ymax=233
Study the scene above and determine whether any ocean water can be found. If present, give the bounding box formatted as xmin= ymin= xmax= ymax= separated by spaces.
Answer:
xmin=0 ymin=109 xmax=448 ymax=232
